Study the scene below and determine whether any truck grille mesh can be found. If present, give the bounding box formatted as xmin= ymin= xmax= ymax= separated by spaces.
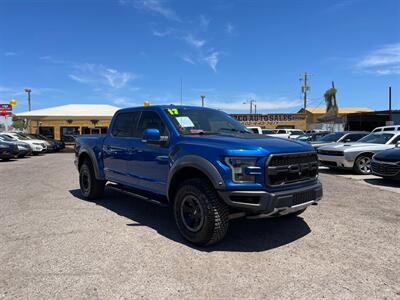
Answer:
xmin=266 ymin=152 xmax=318 ymax=186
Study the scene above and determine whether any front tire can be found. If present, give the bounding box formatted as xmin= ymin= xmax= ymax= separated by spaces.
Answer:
xmin=173 ymin=179 xmax=229 ymax=246
xmin=79 ymin=160 xmax=105 ymax=200
xmin=353 ymin=155 xmax=372 ymax=175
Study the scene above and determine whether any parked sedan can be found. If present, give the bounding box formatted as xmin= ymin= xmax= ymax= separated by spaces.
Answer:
xmin=0 ymin=140 xmax=19 ymax=161
xmin=371 ymin=143 xmax=400 ymax=180
xmin=317 ymin=132 xmax=400 ymax=175
xmin=0 ymin=133 xmax=46 ymax=155
xmin=25 ymin=133 xmax=65 ymax=152
xmin=0 ymin=135 xmax=32 ymax=158
xmin=311 ymin=131 xmax=369 ymax=149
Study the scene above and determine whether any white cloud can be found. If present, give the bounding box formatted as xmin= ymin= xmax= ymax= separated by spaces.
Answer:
xmin=355 ymin=43 xmax=400 ymax=75
xmin=203 ymin=52 xmax=219 ymax=72
xmin=4 ymin=52 xmax=17 ymax=56
xmin=120 ymin=0 xmax=180 ymax=21
xmin=183 ymin=34 xmax=206 ymax=48
xmin=225 ymin=23 xmax=234 ymax=35
xmin=180 ymin=55 xmax=195 ymax=65
xmin=70 ymin=63 xmax=136 ymax=88
xmin=152 ymin=28 xmax=173 ymax=37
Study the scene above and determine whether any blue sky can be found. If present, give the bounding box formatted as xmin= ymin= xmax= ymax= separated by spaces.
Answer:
xmin=0 ymin=0 xmax=399 ymax=116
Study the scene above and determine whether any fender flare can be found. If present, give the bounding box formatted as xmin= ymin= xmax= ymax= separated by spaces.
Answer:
xmin=167 ymin=155 xmax=225 ymax=197
xmin=78 ymin=147 xmax=104 ymax=180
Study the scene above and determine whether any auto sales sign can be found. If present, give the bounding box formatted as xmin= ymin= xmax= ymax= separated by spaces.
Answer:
xmin=0 ymin=104 xmax=12 ymax=111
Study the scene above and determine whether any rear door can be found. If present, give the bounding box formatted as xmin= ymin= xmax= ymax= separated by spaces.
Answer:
xmin=103 ymin=111 xmax=141 ymax=184
xmin=126 ymin=110 xmax=170 ymax=195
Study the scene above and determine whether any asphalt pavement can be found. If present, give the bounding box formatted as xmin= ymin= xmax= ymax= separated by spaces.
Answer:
xmin=0 ymin=153 xmax=399 ymax=299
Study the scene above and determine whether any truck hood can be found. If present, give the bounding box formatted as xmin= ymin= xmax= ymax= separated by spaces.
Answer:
xmin=319 ymin=142 xmax=394 ymax=152
xmin=181 ymin=134 xmax=314 ymax=155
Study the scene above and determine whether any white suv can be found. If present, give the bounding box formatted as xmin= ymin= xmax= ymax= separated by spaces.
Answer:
xmin=372 ymin=125 xmax=400 ymax=133
xmin=0 ymin=132 xmax=47 ymax=155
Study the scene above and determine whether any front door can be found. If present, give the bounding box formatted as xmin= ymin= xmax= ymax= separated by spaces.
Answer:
xmin=125 ymin=111 xmax=170 ymax=194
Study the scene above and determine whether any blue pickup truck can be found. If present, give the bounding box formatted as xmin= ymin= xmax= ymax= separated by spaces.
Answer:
xmin=75 ymin=105 xmax=322 ymax=245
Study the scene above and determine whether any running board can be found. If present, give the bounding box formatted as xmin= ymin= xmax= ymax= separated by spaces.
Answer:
xmin=106 ymin=183 xmax=168 ymax=207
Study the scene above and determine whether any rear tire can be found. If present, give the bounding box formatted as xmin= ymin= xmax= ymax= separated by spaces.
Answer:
xmin=353 ymin=155 xmax=372 ymax=175
xmin=79 ymin=160 xmax=105 ymax=200
xmin=173 ymin=178 xmax=229 ymax=246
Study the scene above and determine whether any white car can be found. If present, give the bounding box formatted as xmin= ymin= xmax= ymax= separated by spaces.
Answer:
xmin=0 ymin=132 xmax=47 ymax=155
xmin=247 ymin=126 xmax=263 ymax=134
xmin=317 ymin=131 xmax=400 ymax=174
xmin=269 ymin=129 xmax=305 ymax=139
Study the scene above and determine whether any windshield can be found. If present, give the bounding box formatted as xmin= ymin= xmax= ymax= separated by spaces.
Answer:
xmin=164 ymin=108 xmax=252 ymax=135
xmin=317 ymin=132 xmax=344 ymax=142
xmin=296 ymin=134 xmax=311 ymax=141
xmin=357 ymin=133 xmax=394 ymax=144
xmin=14 ymin=133 xmax=29 ymax=140
xmin=0 ymin=135 xmax=15 ymax=141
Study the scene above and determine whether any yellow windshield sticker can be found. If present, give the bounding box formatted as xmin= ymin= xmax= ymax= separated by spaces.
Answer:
xmin=167 ymin=108 xmax=179 ymax=115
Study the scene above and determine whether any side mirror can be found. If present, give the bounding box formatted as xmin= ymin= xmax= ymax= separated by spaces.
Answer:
xmin=143 ymin=128 xmax=160 ymax=142
xmin=396 ymin=141 xmax=400 ymax=148
xmin=142 ymin=128 xmax=167 ymax=145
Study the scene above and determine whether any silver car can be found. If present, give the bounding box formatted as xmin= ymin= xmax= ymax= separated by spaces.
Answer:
xmin=317 ymin=131 xmax=400 ymax=175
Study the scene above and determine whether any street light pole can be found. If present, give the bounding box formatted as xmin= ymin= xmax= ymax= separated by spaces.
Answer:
xmin=200 ymin=95 xmax=206 ymax=107
xmin=243 ymin=99 xmax=256 ymax=114
xmin=24 ymin=88 xmax=32 ymax=132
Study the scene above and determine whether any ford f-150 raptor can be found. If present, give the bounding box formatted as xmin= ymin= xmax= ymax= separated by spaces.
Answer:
xmin=75 ymin=105 xmax=323 ymax=245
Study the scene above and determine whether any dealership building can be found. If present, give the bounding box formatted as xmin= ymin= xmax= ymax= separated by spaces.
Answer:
xmin=15 ymin=104 xmax=120 ymax=141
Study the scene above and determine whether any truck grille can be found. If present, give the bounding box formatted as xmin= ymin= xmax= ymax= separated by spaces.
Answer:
xmin=266 ymin=152 xmax=318 ymax=186
xmin=371 ymin=161 xmax=400 ymax=176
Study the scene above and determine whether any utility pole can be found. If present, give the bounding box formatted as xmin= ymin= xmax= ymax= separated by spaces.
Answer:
xmin=200 ymin=95 xmax=206 ymax=107
xmin=254 ymin=103 xmax=257 ymax=114
xmin=300 ymin=73 xmax=311 ymax=110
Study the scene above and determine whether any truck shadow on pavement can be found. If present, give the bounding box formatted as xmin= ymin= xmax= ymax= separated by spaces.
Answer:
xmin=69 ymin=188 xmax=311 ymax=252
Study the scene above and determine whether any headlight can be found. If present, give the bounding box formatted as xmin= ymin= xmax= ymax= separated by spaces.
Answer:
xmin=225 ymin=157 xmax=258 ymax=183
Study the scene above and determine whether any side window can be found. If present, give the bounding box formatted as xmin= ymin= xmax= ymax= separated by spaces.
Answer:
xmin=111 ymin=112 xmax=141 ymax=137
xmin=391 ymin=136 xmax=400 ymax=144
xmin=137 ymin=111 xmax=168 ymax=137
xmin=383 ymin=127 xmax=395 ymax=131
xmin=278 ymin=130 xmax=286 ymax=134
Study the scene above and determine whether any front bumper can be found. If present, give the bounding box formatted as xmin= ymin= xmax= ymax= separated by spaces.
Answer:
xmin=371 ymin=159 xmax=400 ymax=178
xmin=318 ymin=154 xmax=353 ymax=169
xmin=218 ymin=181 xmax=323 ymax=214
